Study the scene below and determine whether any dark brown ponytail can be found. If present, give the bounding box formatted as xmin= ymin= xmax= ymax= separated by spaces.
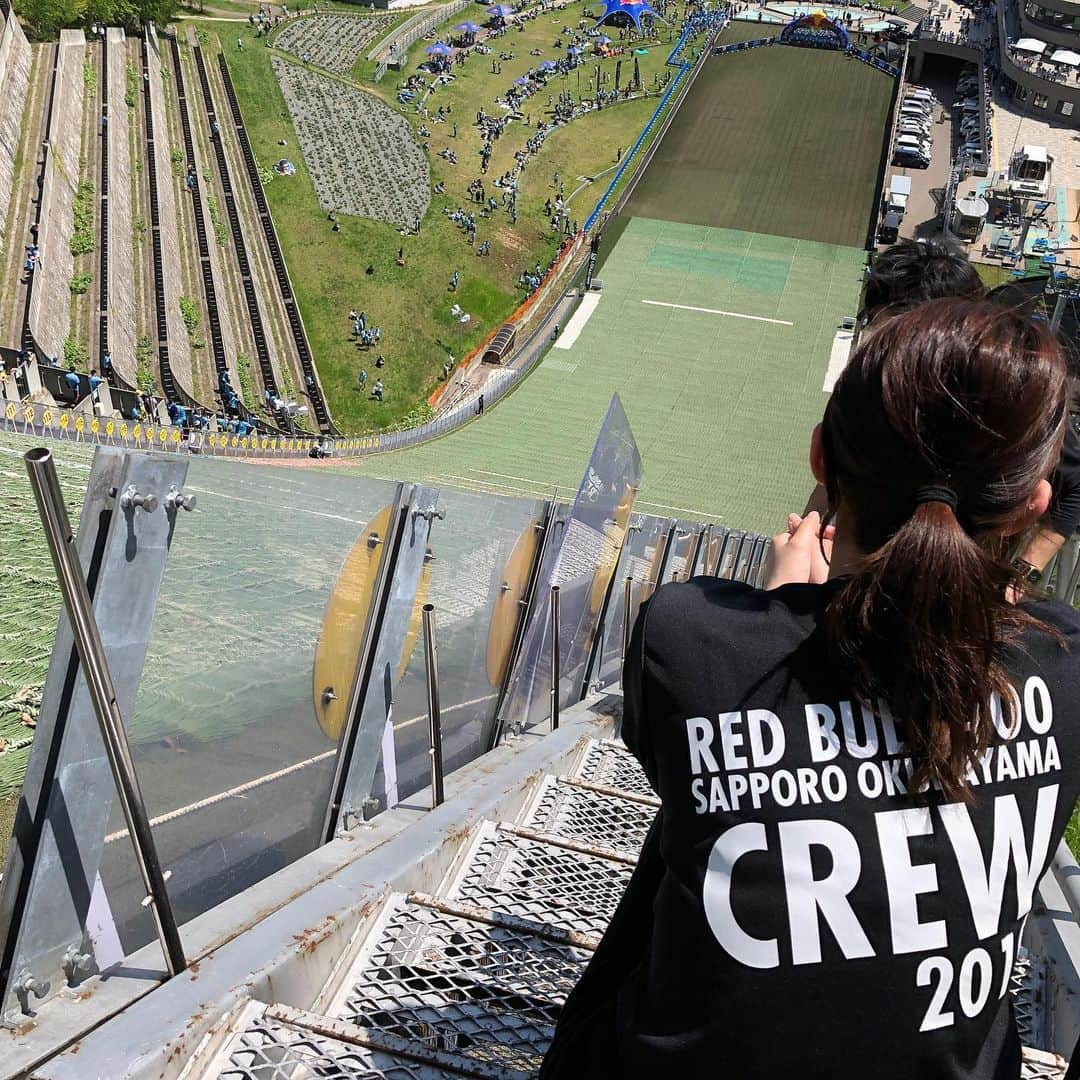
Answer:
xmin=822 ymin=300 xmax=1069 ymax=801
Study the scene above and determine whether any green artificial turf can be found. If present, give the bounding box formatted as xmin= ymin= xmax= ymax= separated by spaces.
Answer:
xmin=344 ymin=217 xmax=868 ymax=534
xmin=626 ymin=24 xmax=895 ymax=247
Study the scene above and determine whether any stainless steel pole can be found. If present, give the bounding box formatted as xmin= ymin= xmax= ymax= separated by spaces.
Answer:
xmin=422 ymin=604 xmax=445 ymax=807
xmin=550 ymin=586 xmax=561 ymax=731
xmin=24 ymin=448 xmax=187 ymax=978
xmin=621 ymin=576 xmax=633 ymax=665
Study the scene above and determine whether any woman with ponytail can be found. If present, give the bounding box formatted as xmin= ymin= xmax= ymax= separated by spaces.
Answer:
xmin=542 ymin=300 xmax=1080 ymax=1080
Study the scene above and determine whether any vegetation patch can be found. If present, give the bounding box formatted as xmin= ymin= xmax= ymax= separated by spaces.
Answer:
xmin=207 ymin=195 xmax=228 ymax=247
xmin=126 ymin=64 xmax=140 ymax=108
xmin=63 ymin=338 xmax=89 ymax=368
xmin=135 ymin=335 xmax=156 ymax=392
xmin=237 ymin=353 xmax=259 ymax=411
xmin=69 ymin=271 xmax=92 ymax=294
xmin=70 ymin=180 xmax=95 ymax=256
xmin=179 ymin=295 xmax=200 ymax=336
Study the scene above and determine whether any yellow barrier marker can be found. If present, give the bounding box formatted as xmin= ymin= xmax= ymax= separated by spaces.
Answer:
xmin=172 ymin=429 xmax=181 ymax=444
xmin=106 ymin=420 xmax=115 ymax=437
xmin=42 ymin=409 xmax=53 ymax=426
xmin=5 ymin=402 xmax=15 ymax=420
xmin=59 ymin=413 xmax=69 ymax=430
xmin=91 ymin=418 xmax=100 ymax=435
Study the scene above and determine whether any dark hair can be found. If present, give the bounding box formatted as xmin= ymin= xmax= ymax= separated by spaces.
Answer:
xmin=821 ymin=299 xmax=1068 ymax=801
xmin=861 ymin=238 xmax=984 ymax=324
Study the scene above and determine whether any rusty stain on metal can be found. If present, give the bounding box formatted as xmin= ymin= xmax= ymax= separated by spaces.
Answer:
xmin=559 ymin=774 xmax=660 ymax=807
xmin=499 ymin=822 xmax=639 ymax=865
xmin=407 ymin=890 xmax=600 ymax=951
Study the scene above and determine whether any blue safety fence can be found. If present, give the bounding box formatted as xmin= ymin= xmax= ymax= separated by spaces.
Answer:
xmin=584 ymin=16 xmax=725 ymax=232
xmin=847 ymin=45 xmax=900 ymax=77
xmin=713 ymin=37 xmax=775 ymax=53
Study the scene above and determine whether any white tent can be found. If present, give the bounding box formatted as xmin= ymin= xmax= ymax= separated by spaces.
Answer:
xmin=1015 ymin=37 xmax=1048 ymax=54
xmin=1051 ymin=47 xmax=1080 ymax=65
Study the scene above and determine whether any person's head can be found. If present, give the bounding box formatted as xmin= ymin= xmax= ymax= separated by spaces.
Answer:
xmin=861 ymin=238 xmax=984 ymax=326
xmin=812 ymin=299 xmax=1069 ymax=800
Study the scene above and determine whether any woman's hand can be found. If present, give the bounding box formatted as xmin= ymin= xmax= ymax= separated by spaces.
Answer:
xmin=765 ymin=512 xmax=835 ymax=589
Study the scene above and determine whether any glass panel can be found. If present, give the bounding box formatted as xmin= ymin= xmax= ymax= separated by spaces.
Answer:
xmin=659 ymin=521 xmax=704 ymax=585
xmin=99 ymin=458 xmax=396 ymax=952
xmin=382 ymin=488 xmax=549 ymax=805
xmin=716 ymin=530 xmax=748 ymax=580
xmin=502 ymin=396 xmax=643 ymax=731
xmin=591 ymin=513 xmax=671 ymax=691
xmin=697 ymin=524 xmax=730 ymax=577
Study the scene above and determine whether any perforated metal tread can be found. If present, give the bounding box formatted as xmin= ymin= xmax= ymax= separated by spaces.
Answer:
xmin=517 ymin=775 xmax=655 ymax=859
xmin=443 ymin=820 xmax=633 ymax=940
xmin=208 ymin=1002 xmax=530 ymax=1079
xmin=216 ymin=1011 xmax=446 ymax=1079
xmin=334 ymin=894 xmax=591 ymax=1073
xmin=572 ymin=738 xmax=654 ymax=799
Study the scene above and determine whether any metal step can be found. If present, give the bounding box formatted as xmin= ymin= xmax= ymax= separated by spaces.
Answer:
xmin=443 ymin=819 xmax=632 ymax=941
xmin=329 ymin=894 xmax=590 ymax=1075
xmin=516 ymin=774 xmax=656 ymax=860
xmin=571 ymin=737 xmax=653 ymax=798
xmin=204 ymin=1001 xmax=528 ymax=1079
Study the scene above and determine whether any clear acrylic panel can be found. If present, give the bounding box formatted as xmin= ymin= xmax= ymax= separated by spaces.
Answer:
xmin=697 ymin=523 xmax=730 ymax=577
xmin=501 ymin=395 xmax=643 ymax=731
xmin=98 ymin=458 xmax=396 ymax=952
xmin=591 ymin=513 xmax=671 ymax=691
xmin=659 ymin=520 xmax=704 ymax=586
xmin=383 ymin=488 xmax=549 ymax=805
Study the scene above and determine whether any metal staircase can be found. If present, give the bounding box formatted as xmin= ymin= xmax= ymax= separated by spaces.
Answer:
xmin=192 ymin=736 xmax=1067 ymax=1080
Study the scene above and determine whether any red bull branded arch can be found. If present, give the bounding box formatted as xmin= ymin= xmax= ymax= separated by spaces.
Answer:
xmin=779 ymin=10 xmax=850 ymax=49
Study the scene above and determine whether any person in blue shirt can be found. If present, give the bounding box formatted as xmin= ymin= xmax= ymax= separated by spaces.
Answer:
xmin=64 ymin=368 xmax=81 ymax=401
xmin=88 ymin=369 xmax=103 ymax=392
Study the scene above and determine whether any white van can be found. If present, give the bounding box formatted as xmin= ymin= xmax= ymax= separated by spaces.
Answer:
xmin=900 ymin=102 xmax=932 ymax=117
xmin=906 ymin=87 xmax=936 ymax=102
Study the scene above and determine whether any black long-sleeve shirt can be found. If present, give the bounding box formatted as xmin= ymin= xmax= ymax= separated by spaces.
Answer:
xmin=542 ymin=578 xmax=1080 ymax=1080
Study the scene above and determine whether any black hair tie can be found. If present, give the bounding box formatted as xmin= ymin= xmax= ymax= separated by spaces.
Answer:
xmin=914 ymin=484 xmax=959 ymax=513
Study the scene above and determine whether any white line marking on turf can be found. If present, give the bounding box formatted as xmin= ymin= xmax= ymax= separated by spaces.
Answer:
xmin=554 ymin=292 xmax=601 ymax=349
xmin=641 ymin=300 xmax=794 ymax=326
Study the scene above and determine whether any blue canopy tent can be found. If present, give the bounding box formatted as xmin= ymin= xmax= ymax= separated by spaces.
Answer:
xmin=593 ymin=0 xmax=664 ymax=29
xmin=539 ymin=59 xmax=557 ymax=70
xmin=454 ymin=20 xmax=481 ymax=32
xmin=426 ymin=41 xmax=454 ymax=55
xmin=487 ymin=4 xmax=514 ymax=17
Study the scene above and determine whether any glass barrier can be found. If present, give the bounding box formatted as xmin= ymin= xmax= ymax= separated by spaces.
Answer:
xmin=97 ymin=458 xmax=395 ymax=952
xmin=378 ymin=487 xmax=549 ymax=806
xmin=500 ymin=395 xmax=643 ymax=731
xmin=590 ymin=513 xmax=672 ymax=692
xmin=659 ymin=520 xmax=704 ymax=585
xmin=697 ymin=523 xmax=730 ymax=577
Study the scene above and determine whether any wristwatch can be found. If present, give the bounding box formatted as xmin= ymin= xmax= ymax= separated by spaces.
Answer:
xmin=1011 ymin=558 xmax=1044 ymax=587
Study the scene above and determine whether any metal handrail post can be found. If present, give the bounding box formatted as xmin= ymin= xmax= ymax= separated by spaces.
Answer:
xmin=422 ymin=604 xmax=445 ymax=807
xmin=550 ymin=586 xmax=561 ymax=731
xmin=24 ymin=448 xmax=187 ymax=978
xmin=621 ymin=575 xmax=634 ymax=665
